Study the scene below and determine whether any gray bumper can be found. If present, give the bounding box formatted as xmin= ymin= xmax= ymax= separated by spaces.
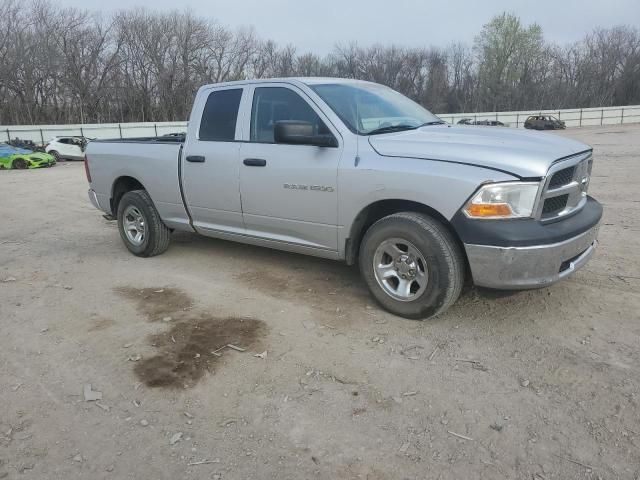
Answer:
xmin=88 ymin=188 xmax=101 ymax=210
xmin=465 ymin=223 xmax=600 ymax=289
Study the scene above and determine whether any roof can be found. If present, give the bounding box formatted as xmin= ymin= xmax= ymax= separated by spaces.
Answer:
xmin=199 ymin=77 xmax=373 ymax=91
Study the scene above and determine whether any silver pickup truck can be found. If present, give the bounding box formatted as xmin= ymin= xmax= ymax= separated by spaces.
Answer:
xmin=86 ymin=78 xmax=602 ymax=319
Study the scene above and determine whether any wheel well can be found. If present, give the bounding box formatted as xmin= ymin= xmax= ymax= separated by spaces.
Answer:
xmin=344 ymin=199 xmax=467 ymax=267
xmin=111 ymin=176 xmax=145 ymax=217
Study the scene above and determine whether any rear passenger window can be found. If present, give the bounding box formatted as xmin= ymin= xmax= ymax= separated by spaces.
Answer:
xmin=199 ymin=89 xmax=243 ymax=141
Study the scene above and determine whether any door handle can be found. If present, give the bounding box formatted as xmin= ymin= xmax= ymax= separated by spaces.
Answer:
xmin=186 ymin=155 xmax=205 ymax=163
xmin=243 ymin=158 xmax=267 ymax=167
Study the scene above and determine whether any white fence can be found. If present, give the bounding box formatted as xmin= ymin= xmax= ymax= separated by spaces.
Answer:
xmin=2 ymin=105 xmax=640 ymax=143
xmin=442 ymin=105 xmax=640 ymax=128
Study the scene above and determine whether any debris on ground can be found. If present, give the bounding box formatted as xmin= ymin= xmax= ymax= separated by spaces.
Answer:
xmin=490 ymin=423 xmax=503 ymax=432
xmin=520 ymin=379 xmax=530 ymax=387
xmin=183 ymin=412 xmax=194 ymax=419
xmin=400 ymin=345 xmax=422 ymax=359
xmin=123 ymin=343 xmax=133 ymax=348
xmin=83 ymin=384 xmax=102 ymax=402
xmin=95 ymin=402 xmax=110 ymax=412
xmin=1 ymin=276 xmax=16 ymax=282
xmin=169 ymin=432 xmax=183 ymax=445
xmin=127 ymin=354 xmax=142 ymax=362
xmin=253 ymin=351 xmax=267 ymax=359
xmin=187 ymin=459 xmax=220 ymax=466
xmin=447 ymin=431 xmax=474 ymax=441
xmin=140 ymin=420 xmax=149 ymax=427
xmin=72 ymin=454 xmax=83 ymax=463
xmin=226 ymin=344 xmax=245 ymax=352
xmin=455 ymin=358 xmax=488 ymax=372
xmin=162 ymin=316 xmax=172 ymax=322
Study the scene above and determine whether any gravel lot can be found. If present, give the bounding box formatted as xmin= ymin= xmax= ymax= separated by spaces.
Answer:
xmin=1 ymin=125 xmax=639 ymax=480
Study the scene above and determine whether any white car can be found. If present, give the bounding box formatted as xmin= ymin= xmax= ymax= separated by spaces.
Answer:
xmin=45 ymin=136 xmax=86 ymax=161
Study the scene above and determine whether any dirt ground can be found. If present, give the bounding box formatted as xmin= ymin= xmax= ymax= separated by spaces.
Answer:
xmin=1 ymin=125 xmax=639 ymax=480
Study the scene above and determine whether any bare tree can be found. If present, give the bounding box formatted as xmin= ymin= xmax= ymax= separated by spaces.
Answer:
xmin=1 ymin=3 xmax=639 ymax=126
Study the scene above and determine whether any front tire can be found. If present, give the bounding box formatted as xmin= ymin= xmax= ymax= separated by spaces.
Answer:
xmin=49 ymin=151 xmax=61 ymax=162
xmin=13 ymin=158 xmax=28 ymax=169
xmin=117 ymin=190 xmax=171 ymax=257
xmin=359 ymin=212 xmax=464 ymax=319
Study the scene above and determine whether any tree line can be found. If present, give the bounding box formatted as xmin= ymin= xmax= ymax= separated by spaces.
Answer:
xmin=1 ymin=0 xmax=639 ymax=125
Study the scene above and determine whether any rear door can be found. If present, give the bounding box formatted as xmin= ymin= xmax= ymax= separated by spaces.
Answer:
xmin=181 ymin=86 xmax=247 ymax=234
xmin=238 ymin=84 xmax=342 ymax=251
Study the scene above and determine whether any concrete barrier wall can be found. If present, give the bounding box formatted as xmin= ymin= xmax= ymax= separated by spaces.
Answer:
xmin=3 ymin=105 xmax=640 ymax=143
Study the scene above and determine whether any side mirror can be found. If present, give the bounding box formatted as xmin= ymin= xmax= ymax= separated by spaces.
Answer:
xmin=274 ymin=120 xmax=338 ymax=148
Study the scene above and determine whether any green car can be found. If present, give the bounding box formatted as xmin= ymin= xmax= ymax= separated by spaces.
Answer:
xmin=0 ymin=143 xmax=56 ymax=169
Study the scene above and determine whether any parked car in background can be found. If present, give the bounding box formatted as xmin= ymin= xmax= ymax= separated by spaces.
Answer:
xmin=45 ymin=136 xmax=88 ymax=161
xmin=475 ymin=119 xmax=507 ymax=127
xmin=0 ymin=143 xmax=56 ymax=169
xmin=8 ymin=138 xmax=45 ymax=152
xmin=524 ymin=115 xmax=566 ymax=130
xmin=86 ymin=78 xmax=601 ymax=320
xmin=457 ymin=118 xmax=507 ymax=127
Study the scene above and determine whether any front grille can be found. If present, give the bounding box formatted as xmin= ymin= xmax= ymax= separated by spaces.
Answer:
xmin=536 ymin=153 xmax=592 ymax=221
xmin=549 ymin=166 xmax=575 ymax=188
xmin=542 ymin=194 xmax=569 ymax=215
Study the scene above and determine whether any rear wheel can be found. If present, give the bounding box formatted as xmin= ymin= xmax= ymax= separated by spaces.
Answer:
xmin=359 ymin=212 xmax=464 ymax=319
xmin=12 ymin=158 xmax=28 ymax=169
xmin=117 ymin=190 xmax=171 ymax=257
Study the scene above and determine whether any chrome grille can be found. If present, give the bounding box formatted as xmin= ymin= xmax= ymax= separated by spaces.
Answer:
xmin=535 ymin=152 xmax=592 ymax=221
xmin=549 ymin=166 xmax=575 ymax=188
xmin=542 ymin=194 xmax=569 ymax=215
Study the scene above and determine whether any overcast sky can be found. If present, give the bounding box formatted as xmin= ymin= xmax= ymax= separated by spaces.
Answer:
xmin=55 ymin=0 xmax=640 ymax=54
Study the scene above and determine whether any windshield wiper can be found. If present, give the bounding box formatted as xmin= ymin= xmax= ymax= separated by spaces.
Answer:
xmin=417 ymin=120 xmax=446 ymax=127
xmin=366 ymin=124 xmax=418 ymax=135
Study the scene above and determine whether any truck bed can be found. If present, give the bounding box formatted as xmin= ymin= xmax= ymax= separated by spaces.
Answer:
xmin=86 ymin=138 xmax=190 ymax=230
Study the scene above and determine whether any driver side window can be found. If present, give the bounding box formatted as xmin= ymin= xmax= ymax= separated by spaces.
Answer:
xmin=250 ymin=87 xmax=330 ymax=143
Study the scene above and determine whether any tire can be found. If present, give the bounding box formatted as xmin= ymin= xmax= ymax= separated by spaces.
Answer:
xmin=359 ymin=212 xmax=464 ymax=320
xmin=49 ymin=151 xmax=61 ymax=162
xmin=117 ymin=190 xmax=171 ymax=257
xmin=13 ymin=158 xmax=28 ymax=169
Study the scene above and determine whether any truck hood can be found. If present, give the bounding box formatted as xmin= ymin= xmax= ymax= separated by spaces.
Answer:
xmin=368 ymin=125 xmax=591 ymax=178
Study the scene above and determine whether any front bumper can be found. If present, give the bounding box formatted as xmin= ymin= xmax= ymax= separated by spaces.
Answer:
xmin=465 ymin=224 xmax=599 ymax=289
xmin=453 ymin=195 xmax=603 ymax=289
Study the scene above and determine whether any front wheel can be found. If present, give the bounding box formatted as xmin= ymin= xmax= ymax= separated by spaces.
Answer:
xmin=117 ymin=190 xmax=171 ymax=257
xmin=359 ymin=212 xmax=464 ymax=319
xmin=12 ymin=158 xmax=28 ymax=169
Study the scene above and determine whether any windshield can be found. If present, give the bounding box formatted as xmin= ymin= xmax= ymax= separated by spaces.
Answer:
xmin=309 ymin=82 xmax=442 ymax=135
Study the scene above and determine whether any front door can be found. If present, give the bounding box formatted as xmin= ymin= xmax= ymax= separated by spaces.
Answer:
xmin=181 ymin=86 xmax=246 ymax=234
xmin=239 ymin=85 xmax=342 ymax=251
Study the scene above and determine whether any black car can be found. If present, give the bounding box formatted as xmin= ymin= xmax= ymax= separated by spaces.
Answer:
xmin=457 ymin=118 xmax=506 ymax=127
xmin=524 ymin=115 xmax=566 ymax=130
xmin=475 ymin=120 xmax=506 ymax=127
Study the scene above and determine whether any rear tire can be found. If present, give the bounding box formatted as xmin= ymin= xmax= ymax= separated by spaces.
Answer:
xmin=359 ymin=212 xmax=464 ymax=320
xmin=117 ymin=190 xmax=171 ymax=257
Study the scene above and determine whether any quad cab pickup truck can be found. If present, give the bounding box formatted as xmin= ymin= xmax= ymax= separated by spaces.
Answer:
xmin=86 ymin=78 xmax=602 ymax=319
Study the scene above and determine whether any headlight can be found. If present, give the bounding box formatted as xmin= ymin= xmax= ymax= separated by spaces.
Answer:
xmin=464 ymin=182 xmax=540 ymax=219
